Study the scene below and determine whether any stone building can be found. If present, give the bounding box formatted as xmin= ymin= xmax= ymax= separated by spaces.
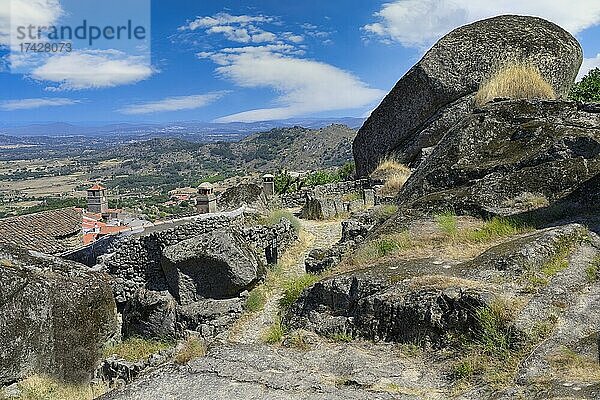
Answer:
xmin=87 ymin=183 xmax=108 ymax=214
xmin=262 ymin=174 xmax=275 ymax=197
xmin=197 ymin=182 xmax=217 ymax=214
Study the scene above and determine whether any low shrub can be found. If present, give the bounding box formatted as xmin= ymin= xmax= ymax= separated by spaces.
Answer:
xmin=570 ymin=68 xmax=600 ymax=102
xmin=264 ymin=209 xmax=301 ymax=233
xmin=474 ymin=63 xmax=556 ymax=107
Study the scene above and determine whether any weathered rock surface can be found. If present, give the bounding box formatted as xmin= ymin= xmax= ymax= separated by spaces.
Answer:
xmin=99 ymin=341 xmax=445 ymax=400
xmin=353 ymin=15 xmax=582 ymax=176
xmin=397 ymin=100 xmax=600 ymax=217
xmin=219 ymin=184 xmax=268 ymax=212
xmin=0 ymin=245 xmax=118 ymax=385
xmin=305 ymin=248 xmax=340 ymax=274
xmin=287 ymin=261 xmax=490 ymax=346
xmin=161 ymin=229 xmax=265 ymax=303
xmin=122 ymin=289 xmax=177 ymax=340
xmin=176 ymin=297 xmax=244 ymax=338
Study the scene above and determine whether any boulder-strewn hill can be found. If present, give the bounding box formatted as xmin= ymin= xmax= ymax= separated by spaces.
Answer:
xmin=101 ymin=124 xmax=355 ymax=180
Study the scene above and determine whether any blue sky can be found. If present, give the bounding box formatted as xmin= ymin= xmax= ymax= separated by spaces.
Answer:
xmin=1 ymin=0 xmax=600 ymax=124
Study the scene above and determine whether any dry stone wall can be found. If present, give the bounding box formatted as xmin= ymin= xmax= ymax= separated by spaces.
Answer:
xmin=98 ymin=209 xmax=297 ymax=308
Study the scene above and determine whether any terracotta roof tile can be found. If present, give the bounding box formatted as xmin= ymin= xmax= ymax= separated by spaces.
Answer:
xmin=88 ymin=184 xmax=106 ymax=191
xmin=0 ymin=208 xmax=83 ymax=254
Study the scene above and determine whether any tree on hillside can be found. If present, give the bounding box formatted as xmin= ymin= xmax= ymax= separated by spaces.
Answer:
xmin=570 ymin=68 xmax=600 ymax=102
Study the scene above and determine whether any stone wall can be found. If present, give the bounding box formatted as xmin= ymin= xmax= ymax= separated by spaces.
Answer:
xmin=98 ymin=208 xmax=297 ymax=307
xmin=63 ymin=233 xmax=125 ymax=267
xmin=311 ymin=179 xmax=370 ymax=197
xmin=279 ymin=190 xmax=307 ymax=209
xmin=300 ymin=180 xmax=375 ymax=220
xmin=278 ymin=179 xmax=372 ymax=210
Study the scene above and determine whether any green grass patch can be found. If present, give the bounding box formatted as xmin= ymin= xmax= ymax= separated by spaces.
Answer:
xmin=375 ymin=238 xmax=400 ymax=256
xmin=245 ymin=288 xmax=268 ymax=313
xmin=329 ymin=332 xmax=353 ymax=342
xmin=586 ymin=256 xmax=600 ymax=283
xmin=540 ymin=257 xmax=569 ymax=277
xmin=435 ymin=211 xmax=458 ymax=236
xmin=263 ymin=317 xmax=286 ymax=344
xmin=279 ymin=273 xmax=320 ymax=310
xmin=466 ymin=217 xmax=527 ymax=243
xmin=103 ymin=337 xmax=172 ymax=362
xmin=450 ymin=298 xmax=558 ymax=391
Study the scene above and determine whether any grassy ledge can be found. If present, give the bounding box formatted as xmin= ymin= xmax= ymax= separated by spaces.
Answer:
xmin=102 ymin=337 xmax=173 ymax=362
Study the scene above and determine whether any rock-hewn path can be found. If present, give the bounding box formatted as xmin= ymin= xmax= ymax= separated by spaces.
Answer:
xmin=230 ymin=218 xmax=342 ymax=344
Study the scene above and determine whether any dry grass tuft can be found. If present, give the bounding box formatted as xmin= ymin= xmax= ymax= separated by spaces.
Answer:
xmin=371 ymin=158 xmax=411 ymax=196
xmin=5 ymin=375 xmax=107 ymax=400
xmin=103 ymin=337 xmax=172 ymax=362
xmin=174 ymin=336 xmax=206 ymax=365
xmin=547 ymin=347 xmax=600 ymax=381
xmin=474 ymin=63 xmax=556 ymax=107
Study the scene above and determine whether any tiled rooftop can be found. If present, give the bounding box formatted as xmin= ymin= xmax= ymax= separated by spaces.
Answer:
xmin=0 ymin=207 xmax=83 ymax=254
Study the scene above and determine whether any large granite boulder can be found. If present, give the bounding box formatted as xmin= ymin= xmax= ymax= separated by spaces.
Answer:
xmin=122 ymin=289 xmax=177 ymax=340
xmin=397 ymin=99 xmax=600 ymax=216
xmin=161 ymin=229 xmax=265 ymax=303
xmin=219 ymin=183 xmax=268 ymax=212
xmin=0 ymin=245 xmax=118 ymax=385
xmin=353 ymin=15 xmax=583 ymax=176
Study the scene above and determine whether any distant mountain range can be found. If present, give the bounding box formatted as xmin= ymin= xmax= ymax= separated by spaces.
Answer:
xmin=0 ymin=118 xmax=366 ymax=138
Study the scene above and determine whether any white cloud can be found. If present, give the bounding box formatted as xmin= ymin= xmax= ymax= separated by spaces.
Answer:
xmin=283 ymin=32 xmax=304 ymax=43
xmin=207 ymin=26 xmax=252 ymax=43
xmin=119 ymin=92 xmax=227 ymax=115
xmin=364 ymin=0 xmax=600 ymax=48
xmin=0 ymin=97 xmax=78 ymax=111
xmin=0 ymin=0 xmax=62 ymax=46
xmin=180 ymin=13 xmax=274 ymax=31
xmin=180 ymin=13 xmax=279 ymax=44
xmin=202 ymin=48 xmax=385 ymax=122
xmin=578 ymin=54 xmax=600 ymax=80
xmin=30 ymin=50 xmax=154 ymax=90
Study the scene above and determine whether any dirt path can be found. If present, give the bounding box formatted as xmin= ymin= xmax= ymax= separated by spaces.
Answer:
xmin=229 ymin=218 xmax=342 ymax=344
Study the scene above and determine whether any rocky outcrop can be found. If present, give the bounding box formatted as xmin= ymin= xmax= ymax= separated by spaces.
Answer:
xmin=219 ymin=184 xmax=268 ymax=212
xmin=122 ymin=289 xmax=177 ymax=340
xmin=353 ymin=15 xmax=583 ymax=176
xmin=290 ymin=224 xmax=596 ymax=349
xmin=397 ymin=100 xmax=600 ymax=217
xmin=0 ymin=245 xmax=118 ymax=385
xmin=161 ymin=229 xmax=265 ymax=302
xmin=287 ymin=261 xmax=491 ymax=346
xmin=305 ymin=248 xmax=340 ymax=274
